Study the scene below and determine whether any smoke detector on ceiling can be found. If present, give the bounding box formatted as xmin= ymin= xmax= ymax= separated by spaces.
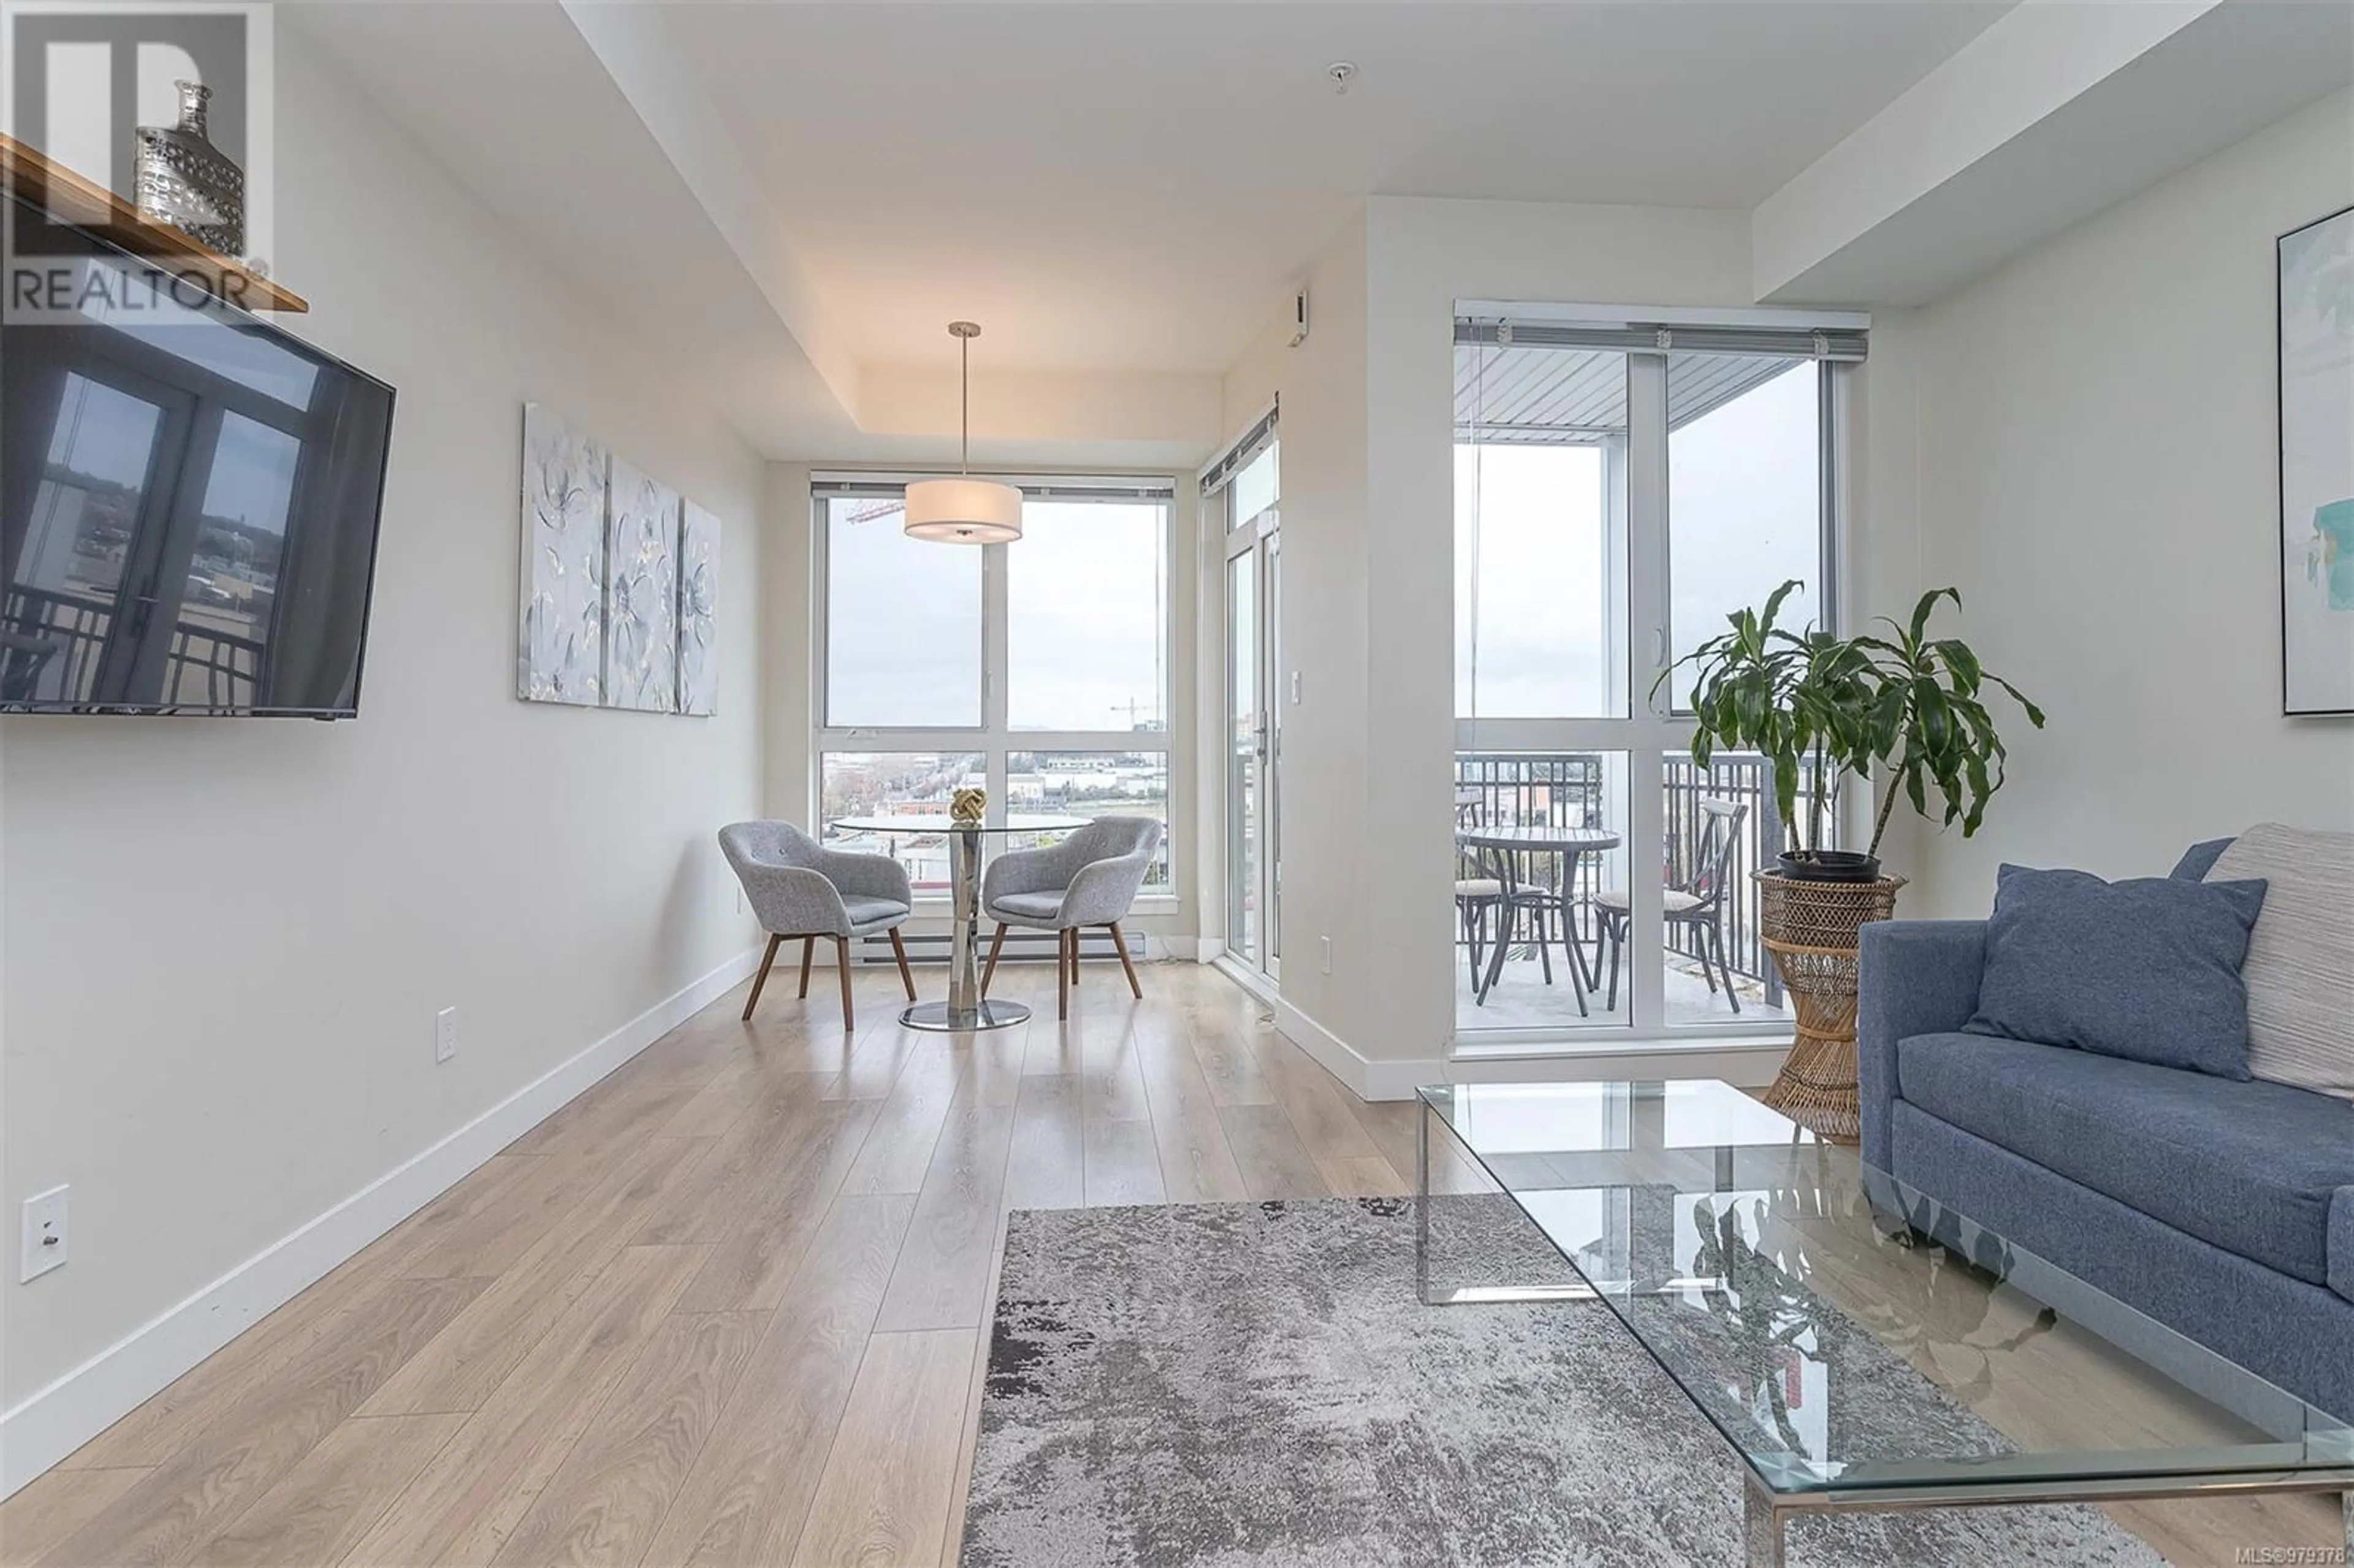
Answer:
xmin=1327 ymin=61 xmax=1357 ymax=95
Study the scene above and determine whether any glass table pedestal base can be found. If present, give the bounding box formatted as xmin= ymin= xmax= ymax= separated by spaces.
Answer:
xmin=900 ymin=998 xmax=1030 ymax=1033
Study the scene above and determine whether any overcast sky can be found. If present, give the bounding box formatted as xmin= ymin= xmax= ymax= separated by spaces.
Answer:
xmin=1455 ymin=360 xmax=1821 ymax=720
xmin=826 ymin=498 xmax=1166 ymax=731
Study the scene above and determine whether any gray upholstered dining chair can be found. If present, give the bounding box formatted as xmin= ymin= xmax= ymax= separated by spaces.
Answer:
xmin=977 ymin=816 xmax=1163 ymax=1019
xmin=718 ymin=821 xmax=916 ymax=1030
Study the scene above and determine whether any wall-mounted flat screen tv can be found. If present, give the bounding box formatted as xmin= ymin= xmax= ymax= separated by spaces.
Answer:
xmin=1 ymin=194 xmax=395 ymax=717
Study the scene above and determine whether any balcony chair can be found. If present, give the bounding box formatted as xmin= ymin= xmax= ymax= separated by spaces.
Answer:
xmin=719 ymin=821 xmax=916 ymax=1030
xmin=1594 ymin=797 xmax=1748 ymax=1014
xmin=1453 ymin=794 xmax=1506 ymax=987
xmin=978 ymin=816 xmax=1163 ymax=1019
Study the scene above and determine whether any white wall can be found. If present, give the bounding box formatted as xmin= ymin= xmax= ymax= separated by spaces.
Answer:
xmin=1219 ymin=211 xmax=1371 ymax=1048
xmin=0 ymin=25 xmax=767 ymax=1466
xmin=1893 ymin=88 xmax=2354 ymax=915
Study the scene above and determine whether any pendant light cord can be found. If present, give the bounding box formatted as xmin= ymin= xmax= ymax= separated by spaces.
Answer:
xmin=960 ymin=331 xmax=971 ymax=475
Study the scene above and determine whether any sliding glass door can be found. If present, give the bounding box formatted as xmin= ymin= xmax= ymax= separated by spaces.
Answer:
xmin=1222 ymin=442 xmax=1281 ymax=980
xmin=1453 ymin=312 xmax=1859 ymax=1041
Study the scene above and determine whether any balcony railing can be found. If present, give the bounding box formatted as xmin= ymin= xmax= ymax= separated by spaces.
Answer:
xmin=1453 ymin=752 xmax=1832 ymax=1005
xmin=2 ymin=585 xmax=264 ymax=710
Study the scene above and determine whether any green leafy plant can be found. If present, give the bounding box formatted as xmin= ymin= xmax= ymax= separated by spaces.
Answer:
xmin=1658 ymin=582 xmax=1871 ymax=858
xmin=1853 ymin=588 xmax=2046 ymax=857
xmin=1658 ymin=582 xmax=2044 ymax=867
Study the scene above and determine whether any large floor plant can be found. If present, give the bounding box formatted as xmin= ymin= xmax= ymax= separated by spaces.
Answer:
xmin=1663 ymin=583 xmax=2041 ymax=1140
xmin=1661 ymin=581 xmax=2043 ymax=881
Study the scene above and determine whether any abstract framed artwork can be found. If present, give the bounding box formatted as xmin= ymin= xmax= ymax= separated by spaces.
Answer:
xmin=517 ymin=405 xmax=607 ymax=706
xmin=2279 ymin=204 xmax=2354 ymax=716
xmin=606 ymin=458 xmax=681 ymax=714
xmin=678 ymin=500 xmax=722 ymax=715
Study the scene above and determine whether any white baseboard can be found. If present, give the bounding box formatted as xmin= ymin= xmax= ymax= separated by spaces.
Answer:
xmin=0 ymin=944 xmax=763 ymax=1499
xmin=1270 ymin=995 xmax=1446 ymax=1103
xmin=1142 ymin=934 xmax=1211 ymax=964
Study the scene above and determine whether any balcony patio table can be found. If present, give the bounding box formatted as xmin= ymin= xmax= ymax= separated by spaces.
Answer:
xmin=1455 ymin=823 xmax=1621 ymax=1010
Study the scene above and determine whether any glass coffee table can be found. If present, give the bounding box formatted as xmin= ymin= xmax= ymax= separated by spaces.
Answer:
xmin=1415 ymin=1079 xmax=2353 ymax=1567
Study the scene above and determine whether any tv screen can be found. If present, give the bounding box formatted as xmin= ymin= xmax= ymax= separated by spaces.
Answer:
xmin=1 ymin=198 xmax=395 ymax=717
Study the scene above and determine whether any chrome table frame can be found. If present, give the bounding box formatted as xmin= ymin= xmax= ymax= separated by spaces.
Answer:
xmin=900 ymin=823 xmax=1027 ymax=1033
xmin=1412 ymin=1094 xmax=2354 ymax=1567
xmin=1737 ymin=1469 xmax=2353 ymax=1568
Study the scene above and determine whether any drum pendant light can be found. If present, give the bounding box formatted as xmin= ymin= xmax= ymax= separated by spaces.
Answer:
xmin=904 ymin=321 xmax=1023 ymax=543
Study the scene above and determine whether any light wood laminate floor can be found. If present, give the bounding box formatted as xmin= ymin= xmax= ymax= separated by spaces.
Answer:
xmin=2 ymin=961 xmax=2336 ymax=1567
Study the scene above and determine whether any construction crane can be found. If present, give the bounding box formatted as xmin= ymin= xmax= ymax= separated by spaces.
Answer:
xmin=1110 ymin=698 xmax=1164 ymax=732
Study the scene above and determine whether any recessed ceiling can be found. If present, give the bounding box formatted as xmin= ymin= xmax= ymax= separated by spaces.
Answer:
xmin=657 ymin=1 xmax=2013 ymax=375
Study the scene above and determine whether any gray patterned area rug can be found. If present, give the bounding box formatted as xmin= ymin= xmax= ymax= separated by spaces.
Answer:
xmin=959 ymin=1198 xmax=2163 ymax=1567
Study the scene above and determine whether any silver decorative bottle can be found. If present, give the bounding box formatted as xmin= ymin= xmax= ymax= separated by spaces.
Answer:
xmin=135 ymin=80 xmax=244 ymax=257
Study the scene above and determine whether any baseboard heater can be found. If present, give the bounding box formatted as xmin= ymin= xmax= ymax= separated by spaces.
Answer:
xmin=857 ymin=927 xmax=1140 ymax=965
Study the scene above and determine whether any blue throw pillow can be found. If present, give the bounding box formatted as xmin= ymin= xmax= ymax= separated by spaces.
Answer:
xmin=1966 ymin=864 xmax=2268 ymax=1078
xmin=2170 ymin=838 xmax=2235 ymax=880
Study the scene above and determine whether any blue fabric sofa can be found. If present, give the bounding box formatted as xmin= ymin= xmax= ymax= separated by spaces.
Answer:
xmin=1859 ymin=880 xmax=2354 ymax=1422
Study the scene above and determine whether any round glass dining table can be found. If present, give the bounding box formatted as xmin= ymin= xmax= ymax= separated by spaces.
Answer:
xmin=828 ymin=814 xmax=1089 ymax=1032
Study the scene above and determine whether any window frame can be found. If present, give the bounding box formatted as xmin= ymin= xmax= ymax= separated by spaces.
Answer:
xmin=1661 ymin=355 xmax=1838 ymax=717
xmin=811 ymin=476 xmax=1179 ymax=905
xmin=1450 ymin=325 xmax=1859 ymax=1046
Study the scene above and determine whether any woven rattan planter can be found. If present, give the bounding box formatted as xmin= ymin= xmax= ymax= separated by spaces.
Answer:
xmin=1754 ymin=871 xmax=1906 ymax=1143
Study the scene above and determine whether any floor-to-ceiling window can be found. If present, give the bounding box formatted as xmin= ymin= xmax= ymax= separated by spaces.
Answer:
xmin=813 ymin=477 xmax=1173 ymax=897
xmin=1453 ymin=310 xmax=1862 ymax=1041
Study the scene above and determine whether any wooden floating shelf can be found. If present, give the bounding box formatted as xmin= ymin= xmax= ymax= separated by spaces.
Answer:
xmin=0 ymin=131 xmax=307 ymax=314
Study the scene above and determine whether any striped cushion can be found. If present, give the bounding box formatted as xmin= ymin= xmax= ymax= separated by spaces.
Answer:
xmin=2209 ymin=824 xmax=2354 ymax=1102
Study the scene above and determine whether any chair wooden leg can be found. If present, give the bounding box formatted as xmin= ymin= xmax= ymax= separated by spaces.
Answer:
xmin=887 ymin=926 xmax=917 ymax=1001
xmin=1068 ymin=928 xmax=1080 ymax=986
xmin=744 ymin=932 xmax=783 ymax=1020
xmin=835 ymin=936 xmax=855 ymax=1032
xmin=798 ymin=935 xmax=815 ymax=999
xmin=1109 ymin=923 xmax=1143 ymax=999
xmin=980 ymin=923 xmax=1008 ymax=997
xmin=1057 ymin=929 xmax=1070 ymax=1020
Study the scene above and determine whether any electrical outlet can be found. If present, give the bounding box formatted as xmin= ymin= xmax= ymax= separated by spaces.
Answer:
xmin=1319 ymin=935 xmax=1333 ymax=975
xmin=435 ymin=1007 xmax=459 ymax=1064
xmin=20 ymin=1186 xmax=67 ymax=1282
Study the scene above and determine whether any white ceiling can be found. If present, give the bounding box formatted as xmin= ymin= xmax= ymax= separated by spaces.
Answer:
xmin=285 ymin=1 xmax=2347 ymax=462
xmin=656 ymin=1 xmax=2011 ymax=375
